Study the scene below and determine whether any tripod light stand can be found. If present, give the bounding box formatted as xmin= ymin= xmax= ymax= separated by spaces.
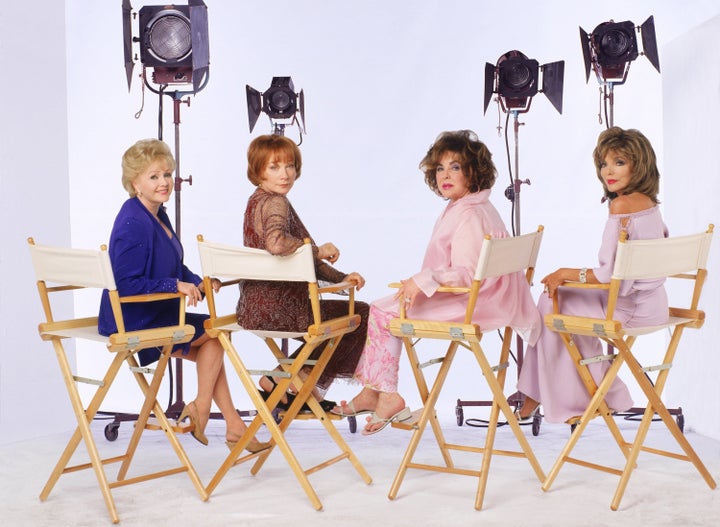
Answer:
xmin=454 ymin=50 xmax=564 ymax=434
xmin=119 ymin=0 xmax=209 ymax=425
xmin=246 ymin=76 xmax=307 ymax=357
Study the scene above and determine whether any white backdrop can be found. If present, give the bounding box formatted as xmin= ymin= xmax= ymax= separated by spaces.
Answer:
xmin=65 ymin=0 xmax=720 ymax=437
xmin=2 ymin=0 xmax=719 ymax=445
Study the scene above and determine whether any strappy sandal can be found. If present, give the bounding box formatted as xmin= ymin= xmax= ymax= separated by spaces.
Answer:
xmin=258 ymin=375 xmax=294 ymax=411
xmin=258 ymin=375 xmax=336 ymax=413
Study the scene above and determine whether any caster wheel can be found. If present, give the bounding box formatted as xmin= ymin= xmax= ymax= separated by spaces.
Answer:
xmin=456 ymin=406 xmax=464 ymax=426
xmin=104 ymin=423 xmax=120 ymax=442
xmin=676 ymin=413 xmax=685 ymax=433
xmin=532 ymin=414 xmax=541 ymax=436
xmin=348 ymin=415 xmax=357 ymax=434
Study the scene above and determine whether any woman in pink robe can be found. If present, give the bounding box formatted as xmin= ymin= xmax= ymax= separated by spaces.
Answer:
xmin=516 ymin=127 xmax=669 ymax=424
xmin=332 ymin=130 xmax=542 ymax=434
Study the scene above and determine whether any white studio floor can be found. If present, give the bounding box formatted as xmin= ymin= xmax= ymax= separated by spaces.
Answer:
xmin=1 ymin=413 xmax=718 ymax=527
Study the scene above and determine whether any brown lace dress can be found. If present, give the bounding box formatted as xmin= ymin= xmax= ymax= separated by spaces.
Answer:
xmin=236 ymin=187 xmax=368 ymax=388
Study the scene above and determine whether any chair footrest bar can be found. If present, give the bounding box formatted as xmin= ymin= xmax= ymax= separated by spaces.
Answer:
xmin=128 ymin=366 xmax=155 ymax=375
xmin=304 ymin=453 xmax=350 ymax=476
xmin=406 ymin=462 xmax=481 ymax=478
xmin=418 ymin=357 xmax=444 ymax=369
xmin=72 ymin=375 xmax=104 ymax=386
xmin=639 ymin=445 xmax=691 ymax=461
xmin=63 ymin=455 xmax=127 ymax=474
xmin=144 ymin=417 xmax=193 ymax=434
xmin=445 ymin=443 xmax=529 ymax=459
xmin=247 ymin=369 xmax=291 ymax=378
xmin=565 ymin=456 xmax=623 ymax=476
xmin=579 ymin=353 xmax=616 ymax=366
xmin=108 ymin=466 xmax=189 ymax=489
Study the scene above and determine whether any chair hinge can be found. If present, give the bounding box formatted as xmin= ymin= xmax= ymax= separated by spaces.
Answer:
xmin=172 ymin=330 xmax=186 ymax=342
xmin=492 ymin=361 xmax=510 ymax=373
xmin=419 ymin=357 xmax=444 ymax=369
xmin=72 ymin=375 xmax=104 ymax=387
xmin=449 ymin=327 xmax=464 ymax=339
xmin=129 ymin=366 xmax=155 ymax=375
xmin=127 ymin=336 xmax=140 ymax=347
xmin=552 ymin=318 xmax=566 ymax=331
xmin=592 ymin=323 xmax=607 ymax=337
xmin=579 ymin=353 xmax=616 ymax=366
xmin=400 ymin=323 xmax=415 ymax=336
xmin=642 ymin=362 xmax=672 ymax=373
xmin=249 ymin=369 xmax=291 ymax=379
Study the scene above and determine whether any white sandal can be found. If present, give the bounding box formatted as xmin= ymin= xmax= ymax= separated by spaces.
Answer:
xmin=361 ymin=407 xmax=412 ymax=436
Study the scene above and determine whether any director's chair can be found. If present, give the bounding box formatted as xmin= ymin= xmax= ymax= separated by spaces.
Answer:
xmin=196 ymin=235 xmax=372 ymax=510
xmin=542 ymin=225 xmax=717 ymax=510
xmin=28 ymin=238 xmax=208 ymax=524
xmin=387 ymin=226 xmax=546 ymax=510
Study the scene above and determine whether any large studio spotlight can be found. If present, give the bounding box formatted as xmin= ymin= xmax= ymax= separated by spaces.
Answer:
xmin=246 ymin=76 xmax=306 ymax=137
xmin=579 ymin=15 xmax=659 ymax=127
xmin=580 ymin=15 xmax=660 ymax=85
xmin=123 ymin=0 xmax=209 ymax=93
xmin=483 ymin=50 xmax=565 ymax=115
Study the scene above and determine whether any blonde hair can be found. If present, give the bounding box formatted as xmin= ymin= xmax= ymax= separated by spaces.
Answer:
xmin=121 ymin=139 xmax=176 ymax=197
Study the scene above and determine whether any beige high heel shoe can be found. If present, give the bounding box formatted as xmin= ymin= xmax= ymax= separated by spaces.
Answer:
xmin=225 ymin=438 xmax=272 ymax=453
xmin=177 ymin=401 xmax=209 ymax=446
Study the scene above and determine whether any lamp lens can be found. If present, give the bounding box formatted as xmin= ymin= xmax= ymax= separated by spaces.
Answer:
xmin=270 ymin=91 xmax=292 ymax=112
xmin=148 ymin=15 xmax=192 ymax=61
xmin=504 ymin=63 xmax=532 ymax=89
xmin=600 ymin=29 xmax=632 ymax=58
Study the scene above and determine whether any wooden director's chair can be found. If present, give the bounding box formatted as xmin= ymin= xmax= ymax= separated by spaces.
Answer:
xmin=196 ymin=236 xmax=372 ymax=510
xmin=542 ymin=224 xmax=717 ymax=510
xmin=28 ymin=238 xmax=208 ymax=524
xmin=387 ymin=226 xmax=546 ymax=510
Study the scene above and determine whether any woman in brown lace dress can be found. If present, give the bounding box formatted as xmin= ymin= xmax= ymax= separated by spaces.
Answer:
xmin=236 ymin=134 xmax=369 ymax=407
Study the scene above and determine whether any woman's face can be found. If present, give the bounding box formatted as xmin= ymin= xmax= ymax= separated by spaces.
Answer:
xmin=133 ymin=157 xmax=173 ymax=211
xmin=260 ymin=154 xmax=297 ymax=195
xmin=600 ymin=149 xmax=633 ymax=196
xmin=435 ymin=151 xmax=470 ymax=201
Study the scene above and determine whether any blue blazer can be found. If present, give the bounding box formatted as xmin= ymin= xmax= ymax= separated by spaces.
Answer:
xmin=98 ymin=197 xmax=202 ymax=365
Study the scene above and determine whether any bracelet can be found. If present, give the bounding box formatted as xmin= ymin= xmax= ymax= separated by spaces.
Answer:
xmin=579 ymin=267 xmax=587 ymax=283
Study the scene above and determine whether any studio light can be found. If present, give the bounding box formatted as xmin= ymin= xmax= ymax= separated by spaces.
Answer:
xmin=483 ymin=50 xmax=564 ymax=115
xmin=246 ymin=76 xmax=306 ymax=137
xmin=580 ymin=15 xmax=660 ymax=85
xmin=123 ymin=0 xmax=209 ymax=93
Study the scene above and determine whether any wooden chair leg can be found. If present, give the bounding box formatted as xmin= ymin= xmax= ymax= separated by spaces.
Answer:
xmin=403 ymin=336 xmax=455 ymax=466
xmin=40 ymin=341 xmax=126 ymax=524
xmin=389 ymin=342 xmax=459 ymax=501
xmin=611 ymin=345 xmax=716 ymax=509
xmin=471 ymin=342 xmax=546 ymax=506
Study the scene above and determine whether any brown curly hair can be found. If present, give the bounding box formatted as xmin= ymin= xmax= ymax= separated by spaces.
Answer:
xmin=419 ymin=130 xmax=497 ymax=197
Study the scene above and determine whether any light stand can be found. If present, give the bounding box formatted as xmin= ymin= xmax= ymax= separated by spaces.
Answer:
xmin=149 ymin=81 xmax=203 ymax=416
xmin=455 ymin=50 xmax=563 ymax=434
xmin=246 ymin=77 xmax=307 ymax=356
xmin=122 ymin=0 xmax=209 ymax=420
xmin=580 ymin=15 xmax=660 ymax=127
